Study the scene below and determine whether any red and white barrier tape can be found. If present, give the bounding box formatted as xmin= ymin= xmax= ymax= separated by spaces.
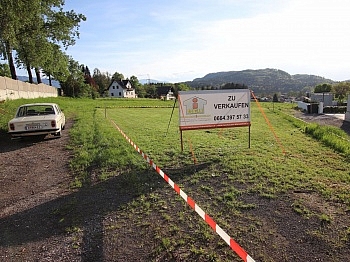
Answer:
xmin=110 ymin=120 xmax=255 ymax=262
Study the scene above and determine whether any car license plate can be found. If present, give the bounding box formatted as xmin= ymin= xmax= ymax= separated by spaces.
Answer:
xmin=25 ymin=124 xmax=42 ymax=130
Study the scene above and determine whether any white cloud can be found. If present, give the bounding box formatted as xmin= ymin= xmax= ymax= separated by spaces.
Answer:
xmin=61 ymin=0 xmax=350 ymax=82
xmin=140 ymin=0 xmax=350 ymax=81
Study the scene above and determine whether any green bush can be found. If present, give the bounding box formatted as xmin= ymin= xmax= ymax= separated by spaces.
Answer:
xmin=323 ymin=106 xmax=347 ymax=114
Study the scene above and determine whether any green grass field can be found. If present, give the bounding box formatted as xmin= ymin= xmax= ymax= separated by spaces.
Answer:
xmin=1 ymin=97 xmax=349 ymax=261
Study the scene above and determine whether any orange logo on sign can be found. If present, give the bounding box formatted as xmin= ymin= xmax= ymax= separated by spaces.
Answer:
xmin=184 ymin=97 xmax=207 ymax=114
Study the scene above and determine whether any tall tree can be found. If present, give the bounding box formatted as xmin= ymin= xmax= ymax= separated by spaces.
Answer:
xmin=273 ymin=93 xmax=279 ymax=102
xmin=81 ymin=65 xmax=98 ymax=96
xmin=42 ymin=43 xmax=70 ymax=85
xmin=173 ymin=83 xmax=190 ymax=97
xmin=129 ymin=75 xmax=144 ymax=97
xmin=0 ymin=0 xmax=29 ymax=79
xmin=144 ymin=84 xmax=157 ymax=98
xmin=314 ymin=83 xmax=332 ymax=93
xmin=59 ymin=58 xmax=88 ymax=97
xmin=332 ymin=82 xmax=350 ymax=104
xmin=93 ymin=68 xmax=111 ymax=96
xmin=0 ymin=0 xmax=86 ymax=80
xmin=112 ymin=72 xmax=124 ymax=81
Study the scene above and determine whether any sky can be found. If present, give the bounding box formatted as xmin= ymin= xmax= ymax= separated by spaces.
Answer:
xmin=59 ymin=0 xmax=350 ymax=83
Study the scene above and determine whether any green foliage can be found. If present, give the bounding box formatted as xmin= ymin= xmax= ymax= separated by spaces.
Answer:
xmin=141 ymin=82 xmax=191 ymax=99
xmin=92 ymin=68 xmax=112 ymax=96
xmin=305 ymin=124 xmax=350 ymax=156
xmin=221 ymin=82 xmax=248 ymax=89
xmin=68 ymin=107 xmax=147 ymax=186
xmin=60 ymin=59 xmax=96 ymax=98
xmin=42 ymin=43 xmax=70 ymax=83
xmin=292 ymin=200 xmax=312 ymax=218
xmin=173 ymin=83 xmax=191 ymax=97
xmin=0 ymin=0 xmax=86 ymax=80
xmin=112 ymin=71 xmax=124 ymax=81
xmin=143 ymin=84 xmax=158 ymax=98
xmin=319 ymin=213 xmax=331 ymax=224
xmin=323 ymin=106 xmax=347 ymax=114
xmin=135 ymin=84 xmax=147 ymax=98
xmin=130 ymin=75 xmax=146 ymax=98
xmin=91 ymin=68 xmax=192 ymax=98
xmin=332 ymin=82 xmax=350 ymax=104
xmin=314 ymin=83 xmax=332 ymax=93
xmin=0 ymin=63 xmax=11 ymax=77
xmin=273 ymin=93 xmax=278 ymax=102
xmin=274 ymin=106 xmax=349 ymax=157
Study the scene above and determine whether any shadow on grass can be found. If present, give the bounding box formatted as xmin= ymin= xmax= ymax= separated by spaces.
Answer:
xmin=0 ymin=161 xmax=211 ymax=261
xmin=340 ymin=120 xmax=350 ymax=136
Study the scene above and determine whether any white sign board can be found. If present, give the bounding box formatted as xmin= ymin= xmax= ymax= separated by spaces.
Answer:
xmin=178 ymin=89 xmax=251 ymax=130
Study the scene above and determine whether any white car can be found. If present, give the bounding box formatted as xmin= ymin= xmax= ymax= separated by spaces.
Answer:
xmin=8 ymin=103 xmax=66 ymax=138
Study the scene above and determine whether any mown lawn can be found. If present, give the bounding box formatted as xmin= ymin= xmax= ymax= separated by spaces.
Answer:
xmin=1 ymin=97 xmax=349 ymax=261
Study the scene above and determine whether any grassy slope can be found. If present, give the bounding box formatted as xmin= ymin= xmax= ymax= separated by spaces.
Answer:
xmin=1 ymin=98 xmax=349 ymax=261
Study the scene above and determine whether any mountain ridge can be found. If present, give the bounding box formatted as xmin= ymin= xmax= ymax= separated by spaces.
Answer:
xmin=17 ymin=76 xmax=60 ymax=88
xmin=185 ymin=68 xmax=337 ymax=94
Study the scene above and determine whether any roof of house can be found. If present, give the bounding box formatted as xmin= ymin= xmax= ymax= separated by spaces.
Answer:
xmin=108 ymin=79 xmax=134 ymax=90
xmin=156 ymin=86 xmax=173 ymax=96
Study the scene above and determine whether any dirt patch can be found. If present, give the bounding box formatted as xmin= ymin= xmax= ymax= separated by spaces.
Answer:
xmin=1 ymin=117 xmax=349 ymax=261
xmin=293 ymin=111 xmax=350 ymax=136
xmin=0 ymin=122 xmax=74 ymax=217
xmin=0 ymin=121 xmax=79 ymax=261
xmin=0 ymin=120 xmax=155 ymax=261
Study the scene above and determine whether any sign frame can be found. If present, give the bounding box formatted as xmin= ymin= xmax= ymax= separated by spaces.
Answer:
xmin=178 ymin=89 xmax=251 ymax=150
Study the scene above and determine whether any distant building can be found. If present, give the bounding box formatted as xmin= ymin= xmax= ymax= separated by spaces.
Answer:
xmin=310 ymin=93 xmax=333 ymax=107
xmin=108 ymin=79 xmax=136 ymax=98
xmin=156 ymin=86 xmax=176 ymax=100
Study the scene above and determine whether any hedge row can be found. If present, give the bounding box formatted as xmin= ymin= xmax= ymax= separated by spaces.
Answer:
xmin=323 ymin=106 xmax=347 ymax=114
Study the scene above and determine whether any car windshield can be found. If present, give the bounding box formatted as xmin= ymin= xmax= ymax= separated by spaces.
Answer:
xmin=17 ymin=105 xmax=55 ymax=117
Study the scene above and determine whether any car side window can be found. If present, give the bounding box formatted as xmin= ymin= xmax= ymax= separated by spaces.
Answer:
xmin=16 ymin=107 xmax=25 ymax=117
xmin=55 ymin=105 xmax=61 ymax=114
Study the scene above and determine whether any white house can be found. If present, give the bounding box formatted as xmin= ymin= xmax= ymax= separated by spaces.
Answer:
xmin=108 ymin=79 xmax=136 ymax=98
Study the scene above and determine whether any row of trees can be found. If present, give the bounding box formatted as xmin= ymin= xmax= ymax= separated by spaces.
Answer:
xmin=0 ymin=0 xmax=188 ymax=99
xmin=0 ymin=0 xmax=89 ymax=94
xmin=90 ymin=69 xmax=190 ymax=98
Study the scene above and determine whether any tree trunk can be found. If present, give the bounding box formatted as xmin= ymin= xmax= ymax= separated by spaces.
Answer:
xmin=48 ymin=74 xmax=52 ymax=86
xmin=35 ymin=68 xmax=42 ymax=83
xmin=5 ymin=42 xmax=17 ymax=80
xmin=26 ymin=64 xmax=33 ymax=83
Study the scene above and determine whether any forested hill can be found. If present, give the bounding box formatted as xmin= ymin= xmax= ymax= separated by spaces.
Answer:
xmin=186 ymin=68 xmax=335 ymax=94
